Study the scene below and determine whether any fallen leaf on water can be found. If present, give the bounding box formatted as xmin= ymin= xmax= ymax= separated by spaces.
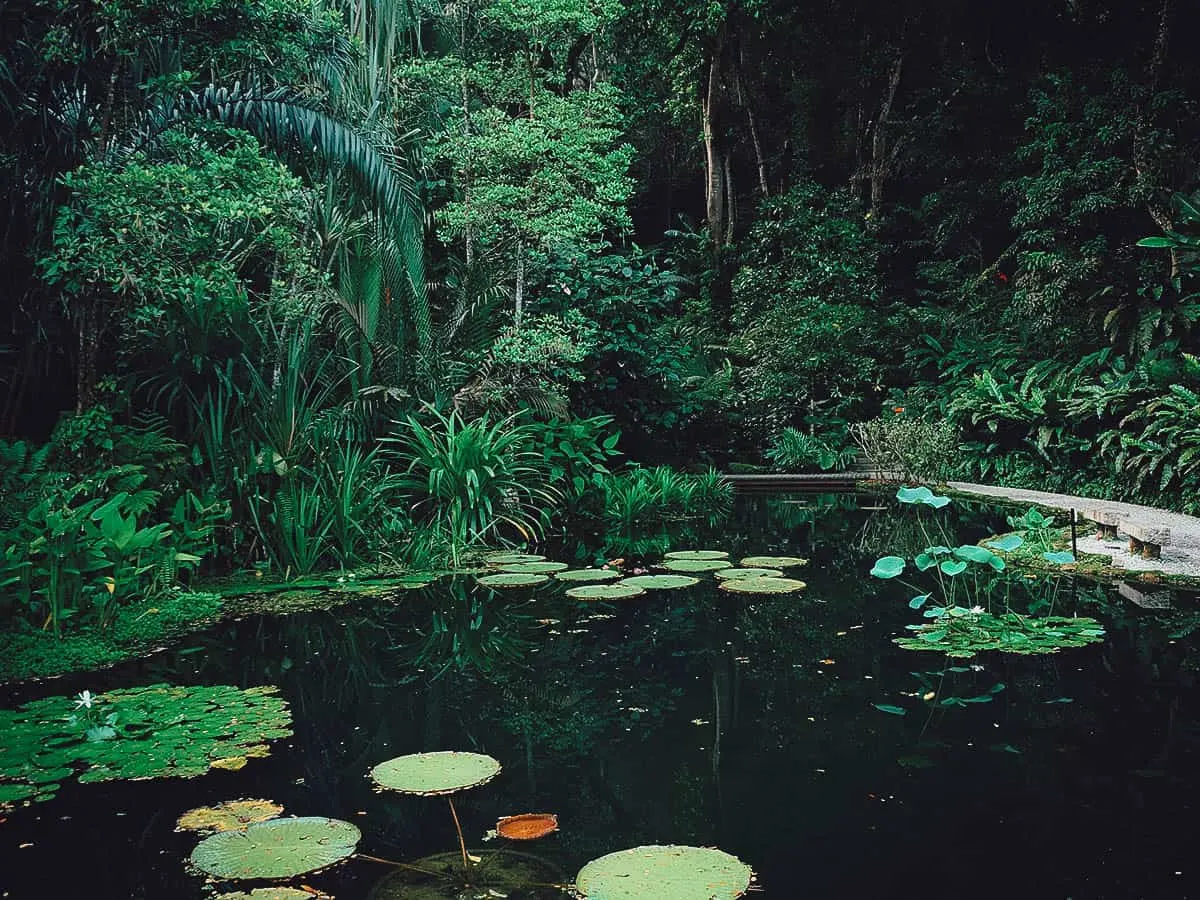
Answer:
xmin=819 ymin=659 xmax=836 ymax=665
xmin=923 ymin=691 xmax=936 ymax=701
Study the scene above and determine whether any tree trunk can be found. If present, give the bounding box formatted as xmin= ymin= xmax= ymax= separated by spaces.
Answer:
xmin=75 ymin=298 xmax=100 ymax=414
xmin=702 ymin=29 xmax=727 ymax=251
xmin=869 ymin=52 xmax=904 ymax=223
xmin=514 ymin=240 xmax=525 ymax=327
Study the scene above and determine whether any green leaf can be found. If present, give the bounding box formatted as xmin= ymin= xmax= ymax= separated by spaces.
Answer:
xmin=909 ymin=594 xmax=930 ymax=609
xmin=939 ymin=560 xmax=967 ymax=576
xmin=1136 ymin=236 xmax=1175 ymax=248
xmin=871 ymin=556 xmax=906 ymax=579
xmin=986 ymin=534 xmax=1024 ymax=553
xmin=874 ymin=704 xmax=907 ymax=716
xmin=1043 ymin=551 xmax=1076 ymax=565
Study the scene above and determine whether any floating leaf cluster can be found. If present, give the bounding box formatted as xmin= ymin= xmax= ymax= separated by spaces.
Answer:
xmin=177 ymin=799 xmax=284 ymax=834
xmin=896 ymin=612 xmax=1106 ymax=657
xmin=0 ymin=684 xmax=292 ymax=808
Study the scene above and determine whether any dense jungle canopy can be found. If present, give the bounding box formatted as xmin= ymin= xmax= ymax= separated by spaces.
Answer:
xmin=3 ymin=0 xmax=1200 ymax=598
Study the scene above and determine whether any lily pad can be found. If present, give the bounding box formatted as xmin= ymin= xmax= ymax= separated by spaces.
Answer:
xmin=566 ymin=583 xmax=646 ymax=601
xmin=477 ymin=573 xmax=549 ymax=588
xmin=190 ymin=816 xmax=360 ymax=880
xmin=496 ymin=813 xmax=559 ymax=841
xmin=554 ymin=568 xmax=622 ymax=583
xmin=738 ymin=556 xmax=808 ymax=569
xmin=715 ymin=567 xmax=784 ymax=580
xmin=177 ymin=799 xmax=284 ymax=834
xmin=216 ymin=889 xmax=331 ymax=900
xmin=619 ymin=575 xmax=700 ymax=590
xmin=719 ymin=576 xmax=806 ymax=595
xmin=485 ymin=552 xmax=546 ymax=565
xmin=575 ymin=845 xmax=753 ymax=899
xmin=663 ymin=550 xmax=730 ymax=561
xmin=662 ymin=558 xmax=733 ymax=573
xmin=370 ymin=751 xmax=501 ymax=796
xmin=0 ymin=684 xmax=291 ymax=809
xmin=495 ymin=561 xmax=569 ymax=574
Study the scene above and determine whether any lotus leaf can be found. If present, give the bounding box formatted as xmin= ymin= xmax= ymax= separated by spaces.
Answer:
xmin=566 ymin=583 xmax=646 ymax=600
xmin=939 ymin=560 xmax=968 ymax=576
xmin=0 ymin=684 xmax=291 ymax=809
xmin=495 ymin=561 xmax=569 ymax=574
xmin=895 ymin=613 xmax=1105 ymax=657
xmin=954 ymin=545 xmax=1003 ymax=569
xmin=870 ymin=556 xmax=906 ymax=578
xmin=738 ymin=556 xmax=808 ymax=568
xmin=663 ymin=550 xmax=730 ymax=561
xmin=987 ymin=534 xmax=1025 ymax=553
xmin=896 ymin=486 xmax=951 ymax=508
xmin=477 ymin=573 xmax=549 ymax=588
xmin=1043 ymin=551 xmax=1077 ymax=565
xmin=719 ymin=576 xmax=806 ymax=595
xmin=485 ymin=552 xmax=546 ymax=564
xmin=190 ymin=816 xmax=360 ymax=880
xmin=554 ymin=568 xmax=622 ymax=583
xmin=715 ymin=568 xmax=784 ymax=580
xmin=370 ymin=751 xmax=501 ymax=796
xmin=619 ymin=574 xmax=699 ymax=590
xmin=575 ymin=845 xmax=753 ymax=899
xmin=177 ymin=799 xmax=284 ymax=834
xmin=662 ymin=558 xmax=733 ymax=573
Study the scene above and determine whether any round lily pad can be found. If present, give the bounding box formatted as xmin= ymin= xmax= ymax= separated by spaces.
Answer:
xmin=720 ymin=576 xmax=806 ymax=595
xmin=662 ymin=558 xmax=733 ymax=573
xmin=739 ymin=555 xmax=808 ymax=568
xmin=495 ymin=561 xmax=569 ymax=574
xmin=485 ymin=552 xmax=546 ymax=564
xmin=215 ymin=891 xmax=321 ymax=900
xmin=176 ymin=799 xmax=284 ymax=834
xmin=565 ymin=583 xmax=646 ymax=601
xmin=370 ymin=751 xmax=501 ymax=796
xmin=619 ymin=575 xmax=700 ymax=590
xmin=576 ymin=845 xmax=753 ymax=899
xmin=715 ymin=567 xmax=783 ymax=580
xmin=555 ymin=568 xmax=622 ymax=583
xmin=663 ymin=550 xmax=730 ymax=561
xmin=496 ymin=812 xmax=559 ymax=840
xmin=190 ymin=816 xmax=360 ymax=880
xmin=477 ymin=573 xmax=549 ymax=588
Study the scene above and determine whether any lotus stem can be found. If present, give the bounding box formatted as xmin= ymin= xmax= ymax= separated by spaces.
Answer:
xmin=448 ymin=796 xmax=471 ymax=875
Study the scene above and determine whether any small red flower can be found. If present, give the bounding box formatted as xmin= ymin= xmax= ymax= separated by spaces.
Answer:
xmin=893 ymin=406 xmax=905 ymax=414
xmin=996 ymin=272 xmax=1009 ymax=284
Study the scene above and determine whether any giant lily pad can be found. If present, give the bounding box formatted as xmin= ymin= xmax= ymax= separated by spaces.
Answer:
xmin=191 ymin=816 xmax=360 ymax=880
xmin=177 ymin=799 xmax=284 ymax=834
xmin=566 ymin=583 xmax=646 ymax=601
xmin=0 ymin=684 xmax=291 ymax=809
xmin=495 ymin=561 xmax=569 ymax=574
xmin=496 ymin=813 xmax=559 ymax=841
xmin=575 ymin=845 xmax=753 ymax=899
xmin=477 ymin=573 xmax=549 ymax=588
xmin=555 ymin=569 xmax=622 ymax=583
xmin=719 ymin=577 xmax=806 ymax=595
xmin=662 ymin=559 xmax=732 ymax=573
xmin=715 ymin=567 xmax=783 ymax=580
xmin=485 ymin=552 xmax=546 ymax=565
xmin=215 ymin=891 xmax=327 ymax=900
xmin=619 ymin=575 xmax=699 ymax=590
xmin=738 ymin=556 xmax=807 ymax=569
xmin=370 ymin=751 xmax=501 ymax=796
xmin=663 ymin=550 xmax=730 ymax=561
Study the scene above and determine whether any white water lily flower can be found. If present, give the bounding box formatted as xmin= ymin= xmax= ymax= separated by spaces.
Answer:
xmin=74 ymin=690 xmax=95 ymax=709
xmin=967 ymin=605 xmax=984 ymax=615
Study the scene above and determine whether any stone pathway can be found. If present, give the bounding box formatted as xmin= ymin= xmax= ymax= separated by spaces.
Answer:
xmin=947 ymin=481 xmax=1200 ymax=579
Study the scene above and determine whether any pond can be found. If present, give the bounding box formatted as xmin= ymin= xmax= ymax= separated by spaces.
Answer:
xmin=3 ymin=492 xmax=1200 ymax=898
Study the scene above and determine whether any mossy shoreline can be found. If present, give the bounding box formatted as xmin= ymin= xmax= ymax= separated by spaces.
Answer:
xmin=0 ymin=570 xmax=453 ymax=685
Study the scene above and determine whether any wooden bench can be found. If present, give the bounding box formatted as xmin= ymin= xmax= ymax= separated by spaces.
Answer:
xmin=1118 ymin=521 xmax=1171 ymax=560
xmin=1080 ymin=507 xmax=1127 ymax=540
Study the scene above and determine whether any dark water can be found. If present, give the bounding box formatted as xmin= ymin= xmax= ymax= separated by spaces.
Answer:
xmin=4 ymin=494 xmax=1200 ymax=899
